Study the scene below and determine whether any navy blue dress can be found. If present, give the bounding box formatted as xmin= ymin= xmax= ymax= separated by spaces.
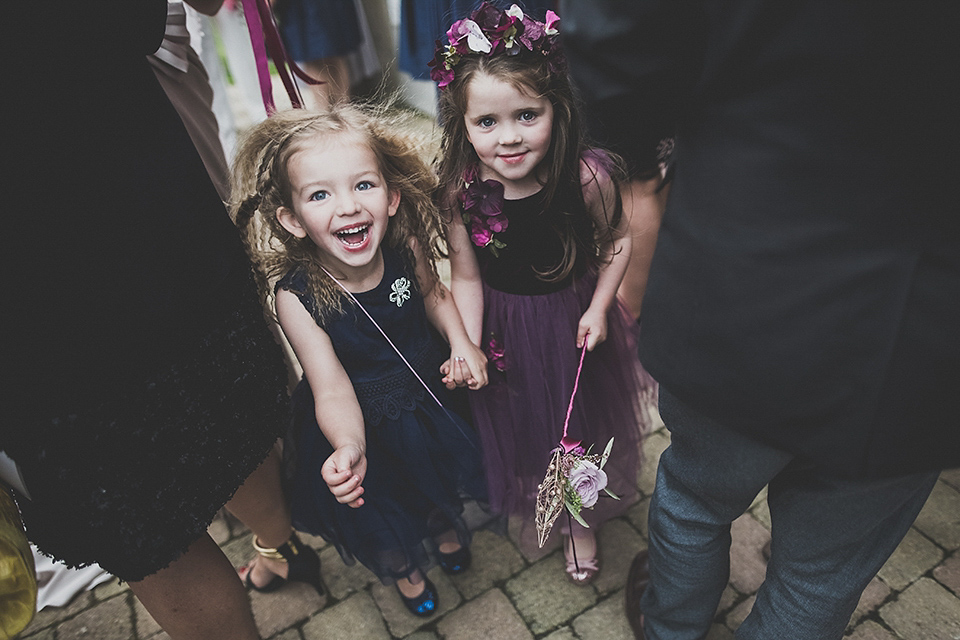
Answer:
xmin=279 ymin=249 xmax=486 ymax=583
xmin=276 ymin=0 xmax=361 ymax=62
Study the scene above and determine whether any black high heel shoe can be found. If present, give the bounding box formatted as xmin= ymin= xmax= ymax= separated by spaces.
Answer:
xmin=242 ymin=532 xmax=324 ymax=595
xmin=397 ymin=576 xmax=438 ymax=617
xmin=437 ymin=545 xmax=471 ymax=575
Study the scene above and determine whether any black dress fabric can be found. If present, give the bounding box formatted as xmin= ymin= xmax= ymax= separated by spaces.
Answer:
xmin=5 ymin=1 xmax=290 ymax=580
xmin=280 ymin=249 xmax=487 ymax=583
xmin=474 ymin=190 xmax=591 ymax=296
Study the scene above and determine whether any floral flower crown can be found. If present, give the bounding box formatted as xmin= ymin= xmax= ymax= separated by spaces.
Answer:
xmin=429 ymin=2 xmax=564 ymax=90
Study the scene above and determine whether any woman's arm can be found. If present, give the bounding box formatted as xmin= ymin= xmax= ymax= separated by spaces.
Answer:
xmin=577 ymin=157 xmax=633 ymax=351
xmin=410 ymin=239 xmax=488 ymax=391
xmin=446 ymin=214 xmax=485 ymax=346
xmin=276 ymin=288 xmax=367 ymax=507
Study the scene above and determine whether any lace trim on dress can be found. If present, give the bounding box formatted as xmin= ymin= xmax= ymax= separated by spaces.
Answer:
xmin=352 ymin=339 xmax=442 ymax=426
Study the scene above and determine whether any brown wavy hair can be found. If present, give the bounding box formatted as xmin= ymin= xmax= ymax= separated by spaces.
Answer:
xmin=230 ymin=101 xmax=446 ymax=321
xmin=435 ymin=51 xmax=625 ymax=282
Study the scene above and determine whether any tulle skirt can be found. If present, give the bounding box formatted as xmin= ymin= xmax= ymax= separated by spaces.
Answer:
xmin=288 ymin=381 xmax=487 ymax=584
xmin=470 ymin=273 xmax=655 ymax=545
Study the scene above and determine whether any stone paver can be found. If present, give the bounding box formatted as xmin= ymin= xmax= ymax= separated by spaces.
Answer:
xmin=934 ymin=552 xmax=960 ymax=597
xmin=55 ymin=594 xmax=131 ymax=640
xmin=877 ymin=528 xmax=944 ymax=591
xmin=913 ymin=479 xmax=960 ymax=551
xmin=249 ymin=581 xmax=326 ymax=637
xmin=319 ymin=544 xmax=379 ymax=601
xmin=594 ymin=519 xmax=645 ymax=595
xmin=728 ymin=514 xmax=769 ymax=594
xmin=300 ymin=592 xmax=390 ymax=640
xmin=436 ymin=588 xmax=532 ymax=640
xmin=845 ymin=620 xmax=898 ymax=640
xmin=851 ymin=577 xmax=892 ymax=625
xmin=448 ymin=529 xmax=525 ymax=600
xmin=505 ymin=552 xmax=598 ymax=635
xmin=879 ymin=577 xmax=960 ymax=640
xmin=571 ymin=591 xmax=634 ymax=640
xmin=23 ymin=460 xmax=958 ymax=640
xmin=637 ymin=430 xmax=670 ymax=497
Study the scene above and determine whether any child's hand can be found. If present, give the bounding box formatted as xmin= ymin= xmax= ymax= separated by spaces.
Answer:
xmin=321 ymin=443 xmax=367 ymax=508
xmin=441 ymin=341 xmax=488 ymax=390
xmin=577 ymin=307 xmax=608 ymax=351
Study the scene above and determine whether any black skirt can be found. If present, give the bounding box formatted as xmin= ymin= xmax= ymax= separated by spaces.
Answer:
xmin=13 ymin=279 xmax=290 ymax=582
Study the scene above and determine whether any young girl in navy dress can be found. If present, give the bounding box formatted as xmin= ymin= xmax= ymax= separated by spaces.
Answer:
xmin=231 ymin=103 xmax=488 ymax=616
xmin=431 ymin=3 xmax=655 ymax=585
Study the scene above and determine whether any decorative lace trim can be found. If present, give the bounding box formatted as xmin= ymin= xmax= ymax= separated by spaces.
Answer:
xmin=352 ymin=340 xmax=442 ymax=426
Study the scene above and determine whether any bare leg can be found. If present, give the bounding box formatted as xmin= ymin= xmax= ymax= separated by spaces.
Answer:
xmin=617 ymin=176 xmax=668 ymax=319
xmin=129 ymin=534 xmax=260 ymax=640
xmin=303 ymin=57 xmax=350 ymax=110
xmin=225 ymin=445 xmax=293 ymax=585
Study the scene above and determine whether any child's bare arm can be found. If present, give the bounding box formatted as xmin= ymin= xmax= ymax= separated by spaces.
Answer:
xmin=276 ymin=288 xmax=367 ymax=508
xmin=446 ymin=215 xmax=485 ymax=346
xmin=409 ymin=238 xmax=488 ymax=391
xmin=578 ymin=157 xmax=632 ymax=351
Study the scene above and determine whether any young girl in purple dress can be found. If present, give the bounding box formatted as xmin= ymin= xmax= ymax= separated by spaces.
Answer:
xmin=432 ymin=2 xmax=656 ymax=585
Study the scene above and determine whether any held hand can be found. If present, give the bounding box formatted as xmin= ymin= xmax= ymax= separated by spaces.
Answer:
xmin=321 ymin=443 xmax=368 ymax=508
xmin=577 ymin=307 xmax=608 ymax=351
xmin=442 ymin=341 xmax=488 ymax=390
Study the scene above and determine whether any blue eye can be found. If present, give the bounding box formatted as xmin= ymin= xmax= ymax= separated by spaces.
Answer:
xmin=309 ymin=191 xmax=328 ymax=201
xmin=356 ymin=181 xmax=373 ymax=191
xmin=479 ymin=117 xmax=495 ymax=128
xmin=519 ymin=111 xmax=536 ymax=122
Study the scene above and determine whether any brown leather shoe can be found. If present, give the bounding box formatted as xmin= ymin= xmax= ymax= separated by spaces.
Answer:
xmin=625 ymin=550 xmax=650 ymax=640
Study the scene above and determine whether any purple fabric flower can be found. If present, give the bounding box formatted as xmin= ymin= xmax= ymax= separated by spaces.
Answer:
xmin=460 ymin=167 xmax=508 ymax=254
xmin=470 ymin=224 xmax=494 ymax=247
xmin=568 ymin=460 xmax=608 ymax=508
xmin=447 ymin=18 xmax=492 ymax=55
xmin=428 ymin=41 xmax=457 ymax=88
xmin=485 ymin=335 xmax=507 ymax=371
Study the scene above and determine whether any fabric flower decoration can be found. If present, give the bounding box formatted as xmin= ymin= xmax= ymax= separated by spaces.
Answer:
xmin=484 ymin=335 xmax=507 ymax=372
xmin=446 ymin=18 xmax=492 ymax=54
xmin=460 ymin=167 xmax=508 ymax=256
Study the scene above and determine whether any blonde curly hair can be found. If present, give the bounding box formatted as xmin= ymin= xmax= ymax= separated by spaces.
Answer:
xmin=230 ymin=101 xmax=446 ymax=321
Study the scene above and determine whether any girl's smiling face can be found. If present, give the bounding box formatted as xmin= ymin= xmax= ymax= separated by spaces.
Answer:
xmin=463 ymin=73 xmax=554 ymax=199
xmin=276 ymin=132 xmax=400 ymax=286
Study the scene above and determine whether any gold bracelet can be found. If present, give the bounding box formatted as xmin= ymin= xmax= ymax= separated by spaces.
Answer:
xmin=252 ymin=536 xmax=288 ymax=561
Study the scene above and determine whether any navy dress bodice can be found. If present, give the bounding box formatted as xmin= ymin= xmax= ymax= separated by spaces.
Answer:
xmin=279 ymin=248 xmax=444 ymax=425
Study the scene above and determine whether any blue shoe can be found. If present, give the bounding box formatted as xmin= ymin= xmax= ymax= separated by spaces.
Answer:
xmin=398 ymin=577 xmax=438 ymax=617
xmin=438 ymin=545 xmax=472 ymax=575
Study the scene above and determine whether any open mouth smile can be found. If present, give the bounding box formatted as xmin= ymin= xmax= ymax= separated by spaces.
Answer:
xmin=335 ymin=223 xmax=371 ymax=249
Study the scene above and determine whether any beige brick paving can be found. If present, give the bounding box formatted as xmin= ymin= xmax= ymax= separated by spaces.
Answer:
xmin=19 ymin=428 xmax=960 ymax=640
xmin=436 ymin=588 xmax=532 ymax=640
xmin=877 ymin=528 xmax=944 ymax=591
xmin=879 ymin=577 xmax=960 ymax=640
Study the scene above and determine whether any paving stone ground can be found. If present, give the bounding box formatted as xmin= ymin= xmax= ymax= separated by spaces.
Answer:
xmin=19 ymin=423 xmax=960 ymax=640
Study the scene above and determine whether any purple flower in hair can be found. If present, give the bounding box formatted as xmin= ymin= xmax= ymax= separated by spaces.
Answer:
xmin=430 ymin=2 xmax=565 ymax=89
xmin=447 ymin=18 xmax=492 ymax=55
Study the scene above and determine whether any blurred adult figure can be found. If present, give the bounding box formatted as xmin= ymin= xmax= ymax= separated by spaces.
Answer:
xmin=562 ymin=2 xmax=960 ymax=639
xmin=5 ymin=2 xmax=316 ymax=638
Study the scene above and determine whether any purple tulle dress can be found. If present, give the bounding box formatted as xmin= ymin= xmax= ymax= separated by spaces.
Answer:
xmin=467 ymin=188 xmax=656 ymax=546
